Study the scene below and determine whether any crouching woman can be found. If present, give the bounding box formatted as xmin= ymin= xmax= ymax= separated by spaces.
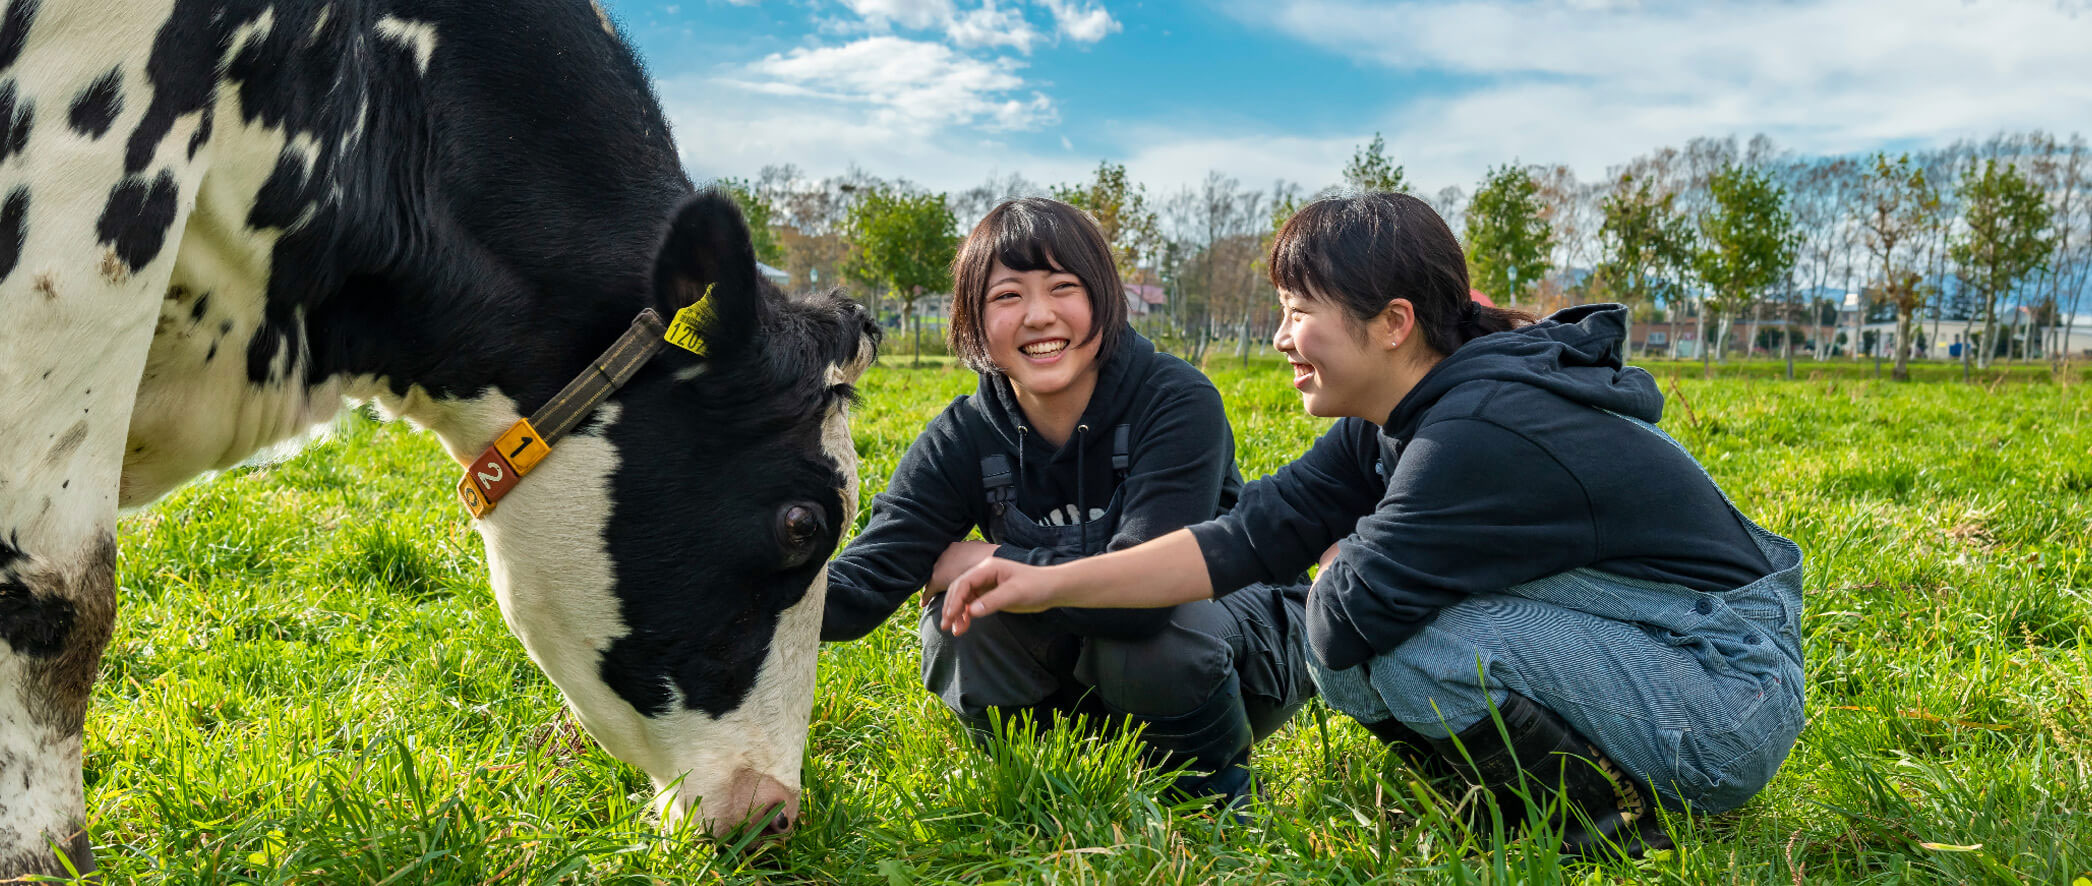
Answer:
xmin=822 ymin=197 xmax=1315 ymax=805
xmin=941 ymin=193 xmax=1805 ymax=855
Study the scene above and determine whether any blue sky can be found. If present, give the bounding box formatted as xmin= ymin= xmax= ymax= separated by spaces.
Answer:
xmin=602 ymin=0 xmax=2092 ymax=197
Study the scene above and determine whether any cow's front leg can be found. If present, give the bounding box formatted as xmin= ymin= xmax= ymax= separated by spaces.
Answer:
xmin=0 ymin=4 xmax=206 ymax=873
xmin=0 ymin=247 xmax=169 ymax=875
xmin=0 ymin=535 xmax=116 ymax=878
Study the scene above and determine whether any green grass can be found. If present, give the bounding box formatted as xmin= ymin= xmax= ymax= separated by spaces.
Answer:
xmin=70 ymin=357 xmax=2092 ymax=883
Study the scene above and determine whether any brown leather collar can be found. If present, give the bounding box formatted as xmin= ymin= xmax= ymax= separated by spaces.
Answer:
xmin=456 ymin=309 xmax=668 ymax=519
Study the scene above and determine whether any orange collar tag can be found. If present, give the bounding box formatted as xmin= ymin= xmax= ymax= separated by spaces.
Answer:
xmin=457 ymin=418 xmax=548 ymax=519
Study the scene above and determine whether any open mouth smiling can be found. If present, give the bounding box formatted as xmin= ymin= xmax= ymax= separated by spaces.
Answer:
xmin=1020 ymin=339 xmax=1069 ymax=358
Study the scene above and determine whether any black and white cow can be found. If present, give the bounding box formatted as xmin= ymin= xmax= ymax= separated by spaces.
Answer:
xmin=0 ymin=0 xmax=879 ymax=875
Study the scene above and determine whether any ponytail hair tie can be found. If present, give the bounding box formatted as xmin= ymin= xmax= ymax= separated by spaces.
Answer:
xmin=1459 ymin=299 xmax=1483 ymax=326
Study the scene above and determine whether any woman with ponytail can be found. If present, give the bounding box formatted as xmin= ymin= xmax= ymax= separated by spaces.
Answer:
xmin=938 ymin=192 xmax=1805 ymax=857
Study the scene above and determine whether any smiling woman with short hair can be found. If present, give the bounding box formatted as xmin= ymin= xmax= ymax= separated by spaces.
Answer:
xmin=821 ymin=197 xmax=1314 ymax=807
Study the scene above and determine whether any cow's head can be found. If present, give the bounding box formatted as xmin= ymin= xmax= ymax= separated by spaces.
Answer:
xmin=470 ymin=192 xmax=877 ymax=840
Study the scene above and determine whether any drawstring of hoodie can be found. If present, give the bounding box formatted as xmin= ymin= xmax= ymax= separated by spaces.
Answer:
xmin=1012 ymin=422 xmax=1094 ymax=551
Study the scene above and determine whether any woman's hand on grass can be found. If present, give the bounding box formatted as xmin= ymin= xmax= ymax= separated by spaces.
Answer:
xmin=926 ymin=540 xmax=999 ymax=598
xmin=940 ymin=558 xmax=1062 ymax=635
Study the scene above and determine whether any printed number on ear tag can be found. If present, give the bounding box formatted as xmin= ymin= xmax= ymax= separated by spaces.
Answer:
xmin=665 ymin=283 xmax=716 ymax=356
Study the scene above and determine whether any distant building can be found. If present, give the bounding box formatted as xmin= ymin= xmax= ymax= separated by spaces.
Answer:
xmin=1125 ymin=283 xmax=1168 ymax=316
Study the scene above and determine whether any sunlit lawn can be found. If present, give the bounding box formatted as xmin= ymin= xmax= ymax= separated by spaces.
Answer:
xmin=75 ymin=355 xmax=2092 ymax=883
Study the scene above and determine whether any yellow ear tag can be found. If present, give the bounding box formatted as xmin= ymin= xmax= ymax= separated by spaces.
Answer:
xmin=665 ymin=283 xmax=715 ymax=356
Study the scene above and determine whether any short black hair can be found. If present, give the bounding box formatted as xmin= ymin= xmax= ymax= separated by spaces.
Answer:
xmin=1270 ymin=192 xmax=1532 ymax=354
xmin=949 ymin=197 xmax=1127 ymax=373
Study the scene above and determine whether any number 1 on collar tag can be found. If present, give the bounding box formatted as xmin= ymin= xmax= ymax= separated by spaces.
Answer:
xmin=665 ymin=283 xmax=715 ymax=356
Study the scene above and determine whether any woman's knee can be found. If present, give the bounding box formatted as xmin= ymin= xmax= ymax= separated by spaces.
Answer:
xmin=919 ymin=609 xmax=1070 ymax=714
xmin=1081 ymin=622 xmax=1234 ymax=717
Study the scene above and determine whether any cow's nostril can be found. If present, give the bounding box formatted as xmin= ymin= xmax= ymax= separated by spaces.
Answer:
xmin=760 ymin=808 xmax=794 ymax=837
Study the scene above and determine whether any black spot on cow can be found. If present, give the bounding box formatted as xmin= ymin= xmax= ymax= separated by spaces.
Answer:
xmin=0 ymin=534 xmax=73 ymax=660
xmin=205 ymin=342 xmax=217 ymax=363
xmin=67 ymin=69 xmax=122 ymax=138
xmin=123 ymin=0 xmax=220 ymax=176
xmin=0 ymin=187 xmax=25 ymax=284
xmin=95 ymin=170 xmax=179 ymax=274
xmin=248 ymin=147 xmax=319 ymax=231
xmin=218 ymin=319 xmax=231 ymax=336
xmin=186 ymin=105 xmax=211 ymax=159
xmin=189 ymin=291 xmax=210 ymax=322
xmin=0 ymin=0 xmax=35 ymax=72
xmin=0 ymin=81 xmax=33 ymax=166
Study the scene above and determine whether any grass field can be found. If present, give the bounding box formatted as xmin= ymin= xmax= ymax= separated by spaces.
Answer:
xmin=70 ymin=356 xmax=2091 ymax=884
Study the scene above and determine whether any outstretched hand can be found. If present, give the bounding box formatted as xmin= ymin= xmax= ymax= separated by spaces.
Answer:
xmin=939 ymin=557 xmax=1060 ymax=635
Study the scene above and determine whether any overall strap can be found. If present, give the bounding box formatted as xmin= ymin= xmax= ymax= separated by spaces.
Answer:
xmin=981 ymin=454 xmax=1016 ymax=507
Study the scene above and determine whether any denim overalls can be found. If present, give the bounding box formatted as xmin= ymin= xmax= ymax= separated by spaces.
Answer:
xmin=1312 ymin=412 xmax=1806 ymax=814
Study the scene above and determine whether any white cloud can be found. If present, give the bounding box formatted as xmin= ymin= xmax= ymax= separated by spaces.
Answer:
xmin=839 ymin=0 xmax=954 ymax=30
xmin=827 ymin=0 xmax=1073 ymax=54
xmin=1041 ymin=0 xmax=1119 ymax=43
xmin=948 ymin=1 xmax=1041 ymax=52
xmin=658 ymin=72 xmax=1095 ymax=191
xmin=729 ymin=36 xmax=1058 ymax=131
xmin=1240 ymin=0 xmax=2092 ymax=189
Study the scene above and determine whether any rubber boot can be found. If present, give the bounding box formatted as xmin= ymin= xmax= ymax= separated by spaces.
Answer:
xmin=1106 ymin=672 xmax=1257 ymax=814
xmin=1427 ymin=691 xmax=1673 ymax=859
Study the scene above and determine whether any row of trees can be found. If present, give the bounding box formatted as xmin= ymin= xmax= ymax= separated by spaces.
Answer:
xmin=717 ymin=129 xmax=2091 ymax=376
xmin=1578 ymin=135 xmax=2076 ymax=379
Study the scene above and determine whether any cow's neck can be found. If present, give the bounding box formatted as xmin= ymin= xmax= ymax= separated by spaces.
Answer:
xmin=124 ymin=0 xmax=690 ymax=503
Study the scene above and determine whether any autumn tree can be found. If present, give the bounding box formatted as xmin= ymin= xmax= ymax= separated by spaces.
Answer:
xmin=1784 ymin=157 xmax=1862 ymax=376
xmin=1859 ymin=154 xmax=1938 ymax=379
xmin=1694 ymin=164 xmax=1797 ymax=370
xmin=845 ymin=186 xmax=958 ymax=366
xmin=1343 ymin=133 xmax=1409 ymax=193
xmin=1593 ymin=172 xmax=1693 ymax=357
xmin=2030 ymin=134 xmax=2090 ymax=366
xmin=718 ymin=177 xmax=785 ymax=267
xmin=1465 ymin=164 xmax=1553 ymax=308
xmin=1053 ymin=161 xmax=1161 ymax=287
xmin=1951 ymin=158 xmax=2052 ymax=370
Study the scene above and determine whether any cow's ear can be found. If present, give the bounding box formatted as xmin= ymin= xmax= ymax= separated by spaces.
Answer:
xmin=652 ymin=190 xmax=763 ymax=358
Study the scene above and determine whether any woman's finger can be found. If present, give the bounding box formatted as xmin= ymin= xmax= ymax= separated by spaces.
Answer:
xmin=941 ymin=563 xmax=998 ymax=632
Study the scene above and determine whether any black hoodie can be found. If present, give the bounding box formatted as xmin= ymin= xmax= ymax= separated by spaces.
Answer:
xmin=823 ymin=331 xmax=1243 ymax=642
xmin=1188 ymin=304 xmax=1773 ymax=671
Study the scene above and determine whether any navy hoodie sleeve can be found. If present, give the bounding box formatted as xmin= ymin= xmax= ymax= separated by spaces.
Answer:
xmin=992 ymin=383 xmax=1235 ymax=639
xmin=820 ymin=404 xmax=979 ymax=643
xmin=1305 ymin=417 xmax=1597 ymax=669
xmin=1189 ymin=419 xmax=1383 ymax=593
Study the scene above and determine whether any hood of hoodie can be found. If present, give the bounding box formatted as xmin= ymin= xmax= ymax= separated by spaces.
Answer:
xmin=1383 ymin=303 xmax=1664 ymax=438
xmin=970 ymin=327 xmax=1157 ymax=464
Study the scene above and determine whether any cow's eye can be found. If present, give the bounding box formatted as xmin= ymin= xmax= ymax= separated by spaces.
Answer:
xmin=775 ymin=502 xmax=828 ymax=569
